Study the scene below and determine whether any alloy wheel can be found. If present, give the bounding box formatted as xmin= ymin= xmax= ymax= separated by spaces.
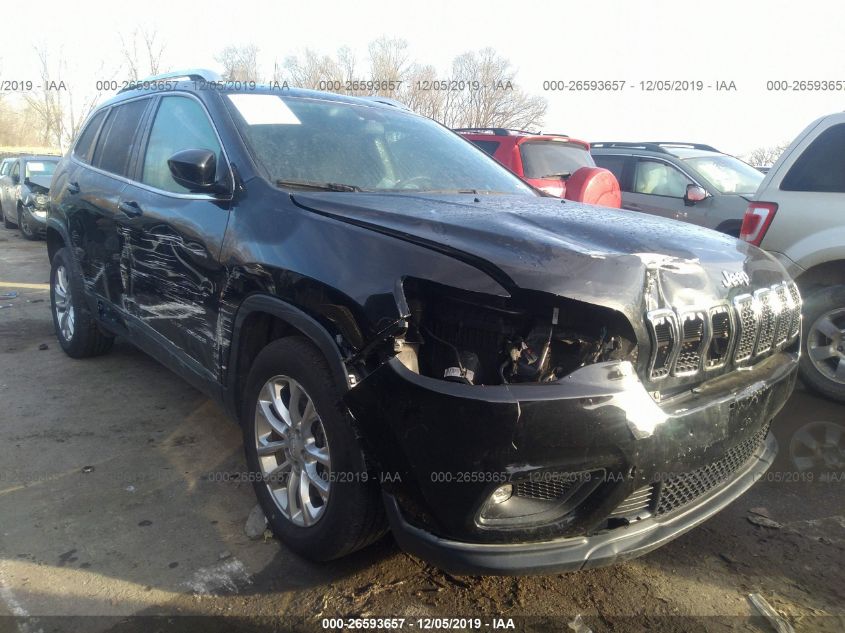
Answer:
xmin=53 ymin=264 xmax=75 ymax=341
xmin=19 ymin=210 xmax=33 ymax=237
xmin=807 ymin=308 xmax=845 ymax=385
xmin=254 ymin=375 xmax=331 ymax=527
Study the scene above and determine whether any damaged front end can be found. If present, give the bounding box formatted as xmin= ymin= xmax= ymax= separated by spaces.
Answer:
xmin=342 ymin=272 xmax=797 ymax=574
xmin=392 ymin=278 xmax=638 ymax=388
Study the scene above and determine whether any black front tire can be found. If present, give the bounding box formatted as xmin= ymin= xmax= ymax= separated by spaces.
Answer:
xmin=50 ymin=247 xmax=114 ymax=358
xmin=242 ymin=337 xmax=387 ymax=561
xmin=18 ymin=207 xmax=39 ymax=241
xmin=799 ymin=285 xmax=845 ymax=403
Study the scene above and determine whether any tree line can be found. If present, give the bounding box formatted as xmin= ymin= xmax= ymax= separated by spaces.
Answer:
xmin=0 ymin=34 xmax=546 ymax=153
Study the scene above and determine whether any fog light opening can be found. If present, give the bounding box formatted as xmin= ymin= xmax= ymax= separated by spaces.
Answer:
xmin=491 ymin=484 xmax=513 ymax=504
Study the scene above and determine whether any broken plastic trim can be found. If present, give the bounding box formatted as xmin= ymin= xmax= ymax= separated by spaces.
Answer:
xmin=389 ymin=278 xmax=638 ymax=386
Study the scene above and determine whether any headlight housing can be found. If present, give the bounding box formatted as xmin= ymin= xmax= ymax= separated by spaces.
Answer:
xmin=34 ymin=193 xmax=50 ymax=208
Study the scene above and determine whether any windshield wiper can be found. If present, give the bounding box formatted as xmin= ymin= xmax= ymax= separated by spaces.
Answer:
xmin=540 ymin=172 xmax=572 ymax=180
xmin=276 ymin=179 xmax=362 ymax=192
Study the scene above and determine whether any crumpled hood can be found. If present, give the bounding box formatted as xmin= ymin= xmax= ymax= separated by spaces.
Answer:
xmin=26 ymin=175 xmax=52 ymax=193
xmin=291 ymin=192 xmax=789 ymax=317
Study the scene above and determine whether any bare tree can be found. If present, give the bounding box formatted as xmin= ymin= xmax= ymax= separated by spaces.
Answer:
xmin=23 ymin=46 xmax=104 ymax=151
xmin=275 ymin=40 xmax=546 ymax=130
xmin=120 ymin=27 xmax=167 ymax=81
xmin=216 ymin=45 xmax=260 ymax=82
xmin=444 ymin=48 xmax=545 ymax=129
xmin=745 ymin=144 xmax=789 ymax=167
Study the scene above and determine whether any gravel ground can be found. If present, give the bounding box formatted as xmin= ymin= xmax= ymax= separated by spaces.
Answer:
xmin=0 ymin=230 xmax=843 ymax=633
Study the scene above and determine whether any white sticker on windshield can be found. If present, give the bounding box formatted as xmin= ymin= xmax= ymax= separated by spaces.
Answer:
xmin=27 ymin=162 xmax=46 ymax=172
xmin=227 ymin=94 xmax=301 ymax=125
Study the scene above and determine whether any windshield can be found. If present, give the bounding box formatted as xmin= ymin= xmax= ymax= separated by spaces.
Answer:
xmin=519 ymin=141 xmax=594 ymax=179
xmin=683 ymin=155 xmax=763 ymax=194
xmin=226 ymin=94 xmax=533 ymax=194
xmin=24 ymin=160 xmax=58 ymax=178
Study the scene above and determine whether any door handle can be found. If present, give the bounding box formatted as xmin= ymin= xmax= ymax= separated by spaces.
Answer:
xmin=118 ymin=200 xmax=143 ymax=217
xmin=66 ymin=181 xmax=80 ymax=195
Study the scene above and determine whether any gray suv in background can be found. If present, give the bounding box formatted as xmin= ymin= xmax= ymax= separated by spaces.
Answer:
xmin=742 ymin=112 xmax=845 ymax=403
xmin=592 ymin=142 xmax=764 ymax=236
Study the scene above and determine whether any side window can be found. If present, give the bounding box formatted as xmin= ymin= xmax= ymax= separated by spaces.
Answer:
xmin=781 ymin=123 xmax=845 ymax=193
xmin=73 ymin=109 xmax=108 ymax=164
xmin=470 ymin=140 xmax=501 ymax=156
xmin=633 ymin=159 xmax=690 ymax=197
xmin=593 ymin=155 xmax=627 ymax=189
xmin=141 ymin=96 xmax=222 ymax=194
xmin=0 ymin=161 xmax=9 ymax=176
xmin=92 ymin=99 xmax=149 ymax=177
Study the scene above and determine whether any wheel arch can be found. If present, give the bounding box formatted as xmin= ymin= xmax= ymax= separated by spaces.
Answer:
xmin=224 ymin=294 xmax=350 ymax=421
xmin=795 ymin=260 xmax=845 ymax=294
xmin=714 ymin=219 xmax=742 ymax=237
xmin=46 ymin=224 xmax=68 ymax=263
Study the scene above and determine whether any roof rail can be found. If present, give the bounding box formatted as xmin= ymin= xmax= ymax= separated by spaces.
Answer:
xmin=591 ymin=141 xmax=720 ymax=153
xmin=591 ymin=142 xmax=670 ymax=153
xmin=118 ymin=68 xmax=222 ymax=93
xmin=650 ymin=142 xmax=720 ymax=152
xmin=361 ymin=96 xmax=411 ymax=110
xmin=454 ymin=127 xmax=538 ymax=136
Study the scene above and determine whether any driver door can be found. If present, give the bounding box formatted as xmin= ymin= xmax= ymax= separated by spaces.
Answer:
xmin=119 ymin=94 xmax=232 ymax=375
xmin=625 ymin=158 xmax=693 ymax=222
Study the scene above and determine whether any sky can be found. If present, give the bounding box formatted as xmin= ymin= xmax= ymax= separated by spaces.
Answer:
xmin=4 ymin=0 xmax=845 ymax=157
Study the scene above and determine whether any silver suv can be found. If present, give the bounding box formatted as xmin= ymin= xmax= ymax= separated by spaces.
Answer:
xmin=592 ymin=142 xmax=764 ymax=236
xmin=742 ymin=113 xmax=845 ymax=402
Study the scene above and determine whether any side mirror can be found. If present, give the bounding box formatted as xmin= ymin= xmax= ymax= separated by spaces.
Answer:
xmin=167 ymin=149 xmax=223 ymax=193
xmin=684 ymin=184 xmax=707 ymax=205
xmin=11 ymin=174 xmax=19 ymax=185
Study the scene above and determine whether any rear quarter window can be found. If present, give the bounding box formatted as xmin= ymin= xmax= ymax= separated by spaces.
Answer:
xmin=92 ymin=99 xmax=149 ymax=177
xmin=468 ymin=140 xmax=501 ymax=156
xmin=781 ymin=123 xmax=845 ymax=193
xmin=73 ymin=109 xmax=108 ymax=164
xmin=593 ymin=155 xmax=627 ymax=188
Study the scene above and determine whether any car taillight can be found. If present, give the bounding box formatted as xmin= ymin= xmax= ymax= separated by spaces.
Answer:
xmin=739 ymin=202 xmax=778 ymax=246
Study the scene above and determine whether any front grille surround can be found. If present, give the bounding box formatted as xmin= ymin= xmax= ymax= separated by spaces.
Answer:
xmin=753 ymin=288 xmax=777 ymax=357
xmin=705 ymin=304 xmax=734 ymax=370
xmin=645 ymin=281 xmax=800 ymax=380
xmin=673 ymin=310 xmax=708 ymax=376
xmin=646 ymin=308 xmax=678 ymax=380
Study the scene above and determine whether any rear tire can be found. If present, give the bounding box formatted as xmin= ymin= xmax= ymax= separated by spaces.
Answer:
xmin=242 ymin=337 xmax=386 ymax=561
xmin=50 ymin=247 xmax=114 ymax=358
xmin=799 ymin=285 xmax=845 ymax=403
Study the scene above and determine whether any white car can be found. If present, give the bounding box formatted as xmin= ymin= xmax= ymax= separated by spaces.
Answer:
xmin=741 ymin=112 xmax=845 ymax=402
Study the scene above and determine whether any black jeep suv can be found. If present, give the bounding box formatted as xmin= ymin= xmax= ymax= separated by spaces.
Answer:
xmin=47 ymin=70 xmax=800 ymax=575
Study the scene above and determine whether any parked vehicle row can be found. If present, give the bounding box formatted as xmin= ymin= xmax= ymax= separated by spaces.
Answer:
xmin=0 ymin=154 xmax=60 ymax=239
xmin=591 ymin=142 xmax=764 ymax=236
xmin=40 ymin=70 xmax=800 ymax=574
xmin=457 ymin=128 xmax=621 ymax=207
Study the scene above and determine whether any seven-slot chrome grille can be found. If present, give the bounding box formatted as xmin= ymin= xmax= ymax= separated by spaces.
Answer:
xmin=646 ymin=281 xmax=801 ymax=381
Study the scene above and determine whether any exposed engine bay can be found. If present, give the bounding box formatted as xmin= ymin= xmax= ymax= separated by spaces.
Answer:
xmin=396 ymin=279 xmax=638 ymax=385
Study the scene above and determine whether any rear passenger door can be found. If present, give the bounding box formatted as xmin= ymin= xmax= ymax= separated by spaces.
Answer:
xmin=118 ymin=94 xmax=232 ymax=374
xmin=69 ymin=98 xmax=152 ymax=313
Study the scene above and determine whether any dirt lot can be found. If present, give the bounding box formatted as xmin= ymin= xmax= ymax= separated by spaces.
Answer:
xmin=0 ymin=231 xmax=843 ymax=633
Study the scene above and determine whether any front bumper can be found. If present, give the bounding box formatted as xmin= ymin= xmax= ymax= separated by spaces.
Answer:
xmin=385 ymin=431 xmax=776 ymax=575
xmin=346 ymin=350 xmax=797 ymax=574
xmin=23 ymin=206 xmax=48 ymax=231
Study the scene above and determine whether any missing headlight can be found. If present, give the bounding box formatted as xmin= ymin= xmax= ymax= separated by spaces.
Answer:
xmin=399 ymin=279 xmax=637 ymax=385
